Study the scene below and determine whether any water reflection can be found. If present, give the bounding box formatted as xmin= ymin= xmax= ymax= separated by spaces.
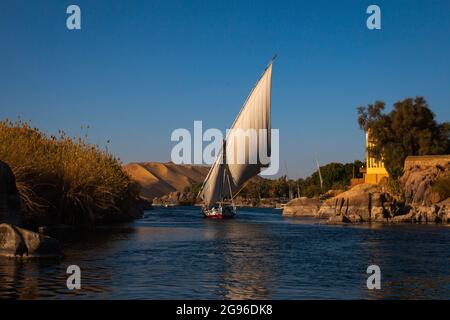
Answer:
xmin=0 ymin=226 xmax=137 ymax=299
xmin=0 ymin=207 xmax=449 ymax=299
xmin=358 ymin=225 xmax=450 ymax=299
xmin=202 ymin=220 xmax=275 ymax=299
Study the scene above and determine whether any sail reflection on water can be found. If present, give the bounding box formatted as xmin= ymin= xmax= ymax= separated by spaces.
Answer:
xmin=202 ymin=219 xmax=275 ymax=299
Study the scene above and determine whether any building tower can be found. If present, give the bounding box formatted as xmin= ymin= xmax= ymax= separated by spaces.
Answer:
xmin=364 ymin=130 xmax=389 ymax=184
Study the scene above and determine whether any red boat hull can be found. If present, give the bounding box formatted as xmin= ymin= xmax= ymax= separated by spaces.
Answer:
xmin=202 ymin=206 xmax=236 ymax=219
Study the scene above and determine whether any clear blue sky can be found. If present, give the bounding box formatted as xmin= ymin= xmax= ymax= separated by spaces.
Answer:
xmin=1 ymin=0 xmax=449 ymax=178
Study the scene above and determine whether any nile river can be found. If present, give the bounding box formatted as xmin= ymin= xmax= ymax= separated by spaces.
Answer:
xmin=0 ymin=207 xmax=449 ymax=299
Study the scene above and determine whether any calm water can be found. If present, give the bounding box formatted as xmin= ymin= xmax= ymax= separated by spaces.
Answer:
xmin=1 ymin=206 xmax=449 ymax=299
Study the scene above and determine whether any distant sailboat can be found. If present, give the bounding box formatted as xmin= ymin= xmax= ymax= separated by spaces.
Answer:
xmin=198 ymin=57 xmax=275 ymax=218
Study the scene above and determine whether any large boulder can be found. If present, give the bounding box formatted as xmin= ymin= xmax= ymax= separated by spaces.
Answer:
xmin=318 ymin=184 xmax=394 ymax=223
xmin=398 ymin=156 xmax=449 ymax=224
xmin=0 ymin=223 xmax=27 ymax=256
xmin=282 ymin=197 xmax=320 ymax=216
xmin=0 ymin=223 xmax=62 ymax=258
xmin=399 ymin=200 xmax=450 ymax=224
xmin=0 ymin=160 xmax=22 ymax=226
xmin=437 ymin=198 xmax=450 ymax=223
xmin=401 ymin=157 xmax=450 ymax=205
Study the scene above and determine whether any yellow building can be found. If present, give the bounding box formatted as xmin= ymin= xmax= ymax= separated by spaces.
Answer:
xmin=364 ymin=130 xmax=389 ymax=184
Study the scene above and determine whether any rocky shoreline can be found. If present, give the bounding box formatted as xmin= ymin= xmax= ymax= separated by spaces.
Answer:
xmin=152 ymin=191 xmax=286 ymax=208
xmin=0 ymin=160 xmax=62 ymax=258
xmin=0 ymin=223 xmax=62 ymax=258
xmin=283 ymin=156 xmax=450 ymax=225
xmin=0 ymin=159 xmax=146 ymax=259
xmin=281 ymin=197 xmax=320 ymax=216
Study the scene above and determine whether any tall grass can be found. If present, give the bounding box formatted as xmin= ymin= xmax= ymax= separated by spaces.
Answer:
xmin=0 ymin=119 xmax=141 ymax=227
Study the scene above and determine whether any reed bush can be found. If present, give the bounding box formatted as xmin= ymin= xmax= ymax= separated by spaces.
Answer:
xmin=0 ymin=119 xmax=141 ymax=227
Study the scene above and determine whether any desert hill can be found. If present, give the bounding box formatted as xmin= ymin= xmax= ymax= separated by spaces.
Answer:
xmin=123 ymin=162 xmax=210 ymax=199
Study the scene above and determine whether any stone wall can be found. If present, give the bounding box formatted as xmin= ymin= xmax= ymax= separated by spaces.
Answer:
xmin=404 ymin=155 xmax=450 ymax=171
xmin=282 ymin=197 xmax=320 ymax=216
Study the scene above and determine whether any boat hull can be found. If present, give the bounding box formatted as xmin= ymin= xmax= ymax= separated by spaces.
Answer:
xmin=202 ymin=206 xmax=236 ymax=219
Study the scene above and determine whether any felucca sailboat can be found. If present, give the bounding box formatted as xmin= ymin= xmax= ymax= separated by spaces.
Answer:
xmin=198 ymin=57 xmax=275 ymax=218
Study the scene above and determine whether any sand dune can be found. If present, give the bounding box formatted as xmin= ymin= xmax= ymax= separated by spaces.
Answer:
xmin=123 ymin=162 xmax=210 ymax=199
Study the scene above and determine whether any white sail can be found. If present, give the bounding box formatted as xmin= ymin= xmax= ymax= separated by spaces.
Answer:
xmin=226 ymin=63 xmax=272 ymax=194
xmin=200 ymin=61 xmax=273 ymax=208
xmin=200 ymin=156 xmax=226 ymax=208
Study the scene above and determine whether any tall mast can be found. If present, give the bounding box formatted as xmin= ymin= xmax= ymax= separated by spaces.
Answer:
xmin=199 ymin=56 xmax=276 ymax=198
xmin=220 ymin=139 xmax=226 ymax=202
xmin=316 ymin=157 xmax=323 ymax=192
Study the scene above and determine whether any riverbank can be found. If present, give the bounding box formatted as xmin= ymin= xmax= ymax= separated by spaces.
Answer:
xmin=151 ymin=192 xmax=287 ymax=208
xmin=0 ymin=120 xmax=143 ymax=229
xmin=283 ymin=156 xmax=450 ymax=225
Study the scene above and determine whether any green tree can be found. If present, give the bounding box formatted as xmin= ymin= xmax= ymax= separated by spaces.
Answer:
xmin=184 ymin=181 xmax=202 ymax=195
xmin=237 ymin=160 xmax=364 ymax=199
xmin=357 ymin=97 xmax=450 ymax=179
